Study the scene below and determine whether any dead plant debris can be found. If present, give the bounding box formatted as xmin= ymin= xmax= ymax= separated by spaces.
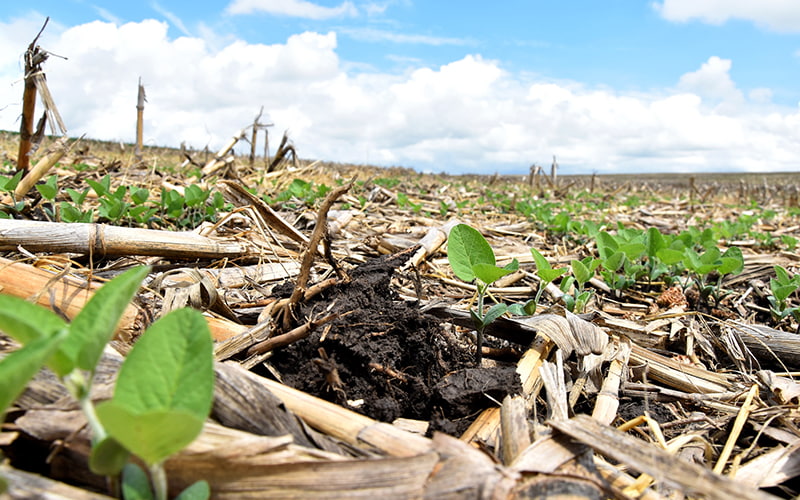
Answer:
xmin=2 ymin=132 xmax=800 ymax=499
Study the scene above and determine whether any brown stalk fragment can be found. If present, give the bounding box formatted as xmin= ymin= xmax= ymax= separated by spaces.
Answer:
xmin=550 ymin=414 xmax=779 ymax=500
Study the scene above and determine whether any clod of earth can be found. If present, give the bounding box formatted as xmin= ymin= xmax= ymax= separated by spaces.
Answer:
xmin=266 ymin=251 xmax=522 ymax=434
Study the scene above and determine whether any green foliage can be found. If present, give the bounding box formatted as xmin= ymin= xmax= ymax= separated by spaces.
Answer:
xmin=35 ymin=175 xmax=59 ymax=201
xmin=267 ymin=178 xmax=332 ymax=209
xmin=0 ymin=170 xmax=25 ymax=218
xmin=448 ymin=224 xmax=497 ymax=283
xmin=448 ymin=224 xmax=518 ymax=363
xmin=97 ymin=307 xmax=214 ymax=465
xmin=0 ymin=267 xmax=212 ymax=500
xmin=122 ymin=462 xmax=153 ymax=500
xmin=560 ymin=257 xmax=600 ymax=313
xmin=396 ymin=192 xmax=422 ymax=212
xmin=66 ymin=267 xmax=150 ymax=375
xmin=0 ymin=170 xmax=23 ymax=193
xmin=525 ymin=247 xmax=569 ymax=315
xmin=768 ymin=265 xmax=800 ymax=324
xmin=0 ymin=331 xmax=67 ymax=419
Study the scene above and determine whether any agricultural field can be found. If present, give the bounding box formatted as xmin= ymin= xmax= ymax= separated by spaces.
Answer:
xmin=2 ymin=130 xmax=800 ymax=498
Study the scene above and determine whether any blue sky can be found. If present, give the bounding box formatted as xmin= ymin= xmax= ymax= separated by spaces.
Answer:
xmin=1 ymin=1 xmax=800 ymax=174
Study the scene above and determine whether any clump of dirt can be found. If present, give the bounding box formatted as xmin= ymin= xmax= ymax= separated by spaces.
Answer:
xmin=266 ymin=252 xmax=521 ymax=434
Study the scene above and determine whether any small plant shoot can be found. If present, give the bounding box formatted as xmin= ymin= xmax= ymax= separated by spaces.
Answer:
xmin=448 ymin=223 xmax=518 ymax=364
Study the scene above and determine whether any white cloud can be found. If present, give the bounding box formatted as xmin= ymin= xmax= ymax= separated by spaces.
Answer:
xmin=91 ymin=6 xmax=123 ymax=25
xmin=654 ymin=0 xmax=800 ymax=32
xmin=677 ymin=56 xmax=743 ymax=104
xmin=1 ymin=19 xmax=799 ymax=174
xmin=151 ymin=2 xmax=192 ymax=37
xmin=225 ymin=0 xmax=358 ymax=19
xmin=340 ymin=27 xmax=472 ymax=46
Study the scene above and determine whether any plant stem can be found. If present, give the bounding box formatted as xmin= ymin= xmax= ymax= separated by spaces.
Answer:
xmin=150 ymin=462 xmax=168 ymax=500
xmin=66 ymin=371 xmax=107 ymax=442
xmin=475 ymin=283 xmax=486 ymax=366
xmin=79 ymin=394 xmax=107 ymax=442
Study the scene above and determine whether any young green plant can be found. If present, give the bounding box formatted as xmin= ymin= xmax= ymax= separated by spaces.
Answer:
xmin=0 ymin=267 xmax=213 ymax=500
xmin=768 ymin=265 xmax=800 ymax=330
xmin=447 ymin=224 xmax=518 ymax=364
xmin=527 ymin=247 xmax=568 ymax=314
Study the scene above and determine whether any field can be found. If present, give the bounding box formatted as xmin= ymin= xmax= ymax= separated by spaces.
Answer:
xmin=1 ymin=130 xmax=800 ymax=499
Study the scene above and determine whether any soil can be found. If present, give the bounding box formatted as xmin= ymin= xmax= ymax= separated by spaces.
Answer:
xmin=265 ymin=251 xmax=522 ymax=435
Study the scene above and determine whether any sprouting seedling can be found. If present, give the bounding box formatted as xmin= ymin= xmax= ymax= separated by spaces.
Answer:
xmin=560 ymin=256 xmax=600 ymax=313
xmin=682 ymin=245 xmax=744 ymax=307
xmin=447 ymin=223 xmax=518 ymax=364
xmin=0 ymin=267 xmax=213 ymax=500
xmin=768 ymin=265 xmax=800 ymax=330
xmin=526 ymin=247 xmax=568 ymax=314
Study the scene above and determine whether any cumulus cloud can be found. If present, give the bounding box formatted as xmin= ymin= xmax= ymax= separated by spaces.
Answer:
xmin=225 ymin=0 xmax=358 ymax=19
xmin=677 ymin=56 xmax=743 ymax=104
xmin=1 ymin=18 xmax=799 ymax=174
xmin=654 ymin=0 xmax=800 ymax=32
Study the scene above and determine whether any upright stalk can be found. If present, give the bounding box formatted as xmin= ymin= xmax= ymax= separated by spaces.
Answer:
xmin=475 ymin=283 xmax=487 ymax=365
xmin=150 ymin=463 xmax=168 ymax=500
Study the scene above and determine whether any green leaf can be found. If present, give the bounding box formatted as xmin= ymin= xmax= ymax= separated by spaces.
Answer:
xmin=507 ymin=303 xmax=526 ymax=316
xmin=66 ymin=187 xmax=89 ymax=205
xmin=472 ymin=263 xmax=514 ymax=285
xmin=63 ymin=266 xmax=149 ymax=374
xmin=97 ymin=308 xmax=213 ymax=465
xmin=581 ymin=256 xmax=602 ymax=274
xmin=0 ymin=170 xmax=24 ymax=192
xmin=682 ymin=248 xmax=702 ymax=273
xmin=0 ymin=296 xmax=72 ymax=375
xmin=89 ymin=435 xmax=131 ymax=476
xmin=0 ymin=331 xmax=66 ymax=418
xmin=774 ymin=265 xmax=791 ymax=285
xmin=175 ymin=480 xmax=210 ymax=500
xmin=121 ymin=463 xmax=154 ymax=500
xmin=619 ymin=242 xmax=646 ymax=261
xmin=502 ymin=258 xmax=520 ymax=272
xmin=771 ymin=282 xmax=797 ymax=303
xmin=562 ymin=294 xmax=576 ymax=312
xmin=111 ymin=308 xmax=213 ymax=415
xmin=35 ymin=175 xmax=58 ymax=201
xmin=719 ymin=247 xmax=744 ymax=275
xmin=0 ymin=295 xmax=68 ymax=343
xmin=602 ymin=252 xmax=626 ymax=272
xmin=447 ymin=224 xmax=495 ymax=282
xmin=531 ymin=248 xmax=567 ymax=283
xmin=540 ymin=267 xmax=568 ymax=283
xmin=645 ymin=227 xmax=666 ymax=257
xmin=130 ymin=188 xmax=150 ymax=205
xmin=531 ymin=248 xmax=553 ymax=271
xmin=97 ymin=405 xmax=205 ymax=466
xmin=656 ymin=248 xmax=684 ymax=266
xmin=482 ymin=303 xmax=508 ymax=326
xmin=87 ymin=176 xmax=111 ymax=197
xmin=571 ymin=259 xmax=592 ymax=286
xmin=596 ymin=231 xmax=619 ymax=259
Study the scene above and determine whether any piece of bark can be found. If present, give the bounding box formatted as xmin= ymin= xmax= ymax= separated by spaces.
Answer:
xmin=630 ymin=343 xmax=734 ymax=394
xmin=0 ymin=219 xmax=252 ymax=259
xmin=258 ymin=377 xmax=433 ymax=458
xmin=0 ymin=464 xmax=114 ymax=500
xmin=500 ymin=395 xmax=531 ymax=465
xmin=212 ymin=362 xmax=352 ymax=456
xmin=0 ymin=256 xmax=247 ymax=342
xmin=550 ymin=414 xmax=779 ymax=500
xmin=729 ymin=321 xmax=800 ymax=370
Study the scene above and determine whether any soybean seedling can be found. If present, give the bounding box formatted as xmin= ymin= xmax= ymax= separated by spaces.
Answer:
xmin=768 ymin=265 xmax=800 ymax=330
xmin=447 ymin=223 xmax=518 ymax=365
xmin=527 ymin=247 xmax=568 ymax=314
xmin=0 ymin=267 xmax=213 ymax=500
